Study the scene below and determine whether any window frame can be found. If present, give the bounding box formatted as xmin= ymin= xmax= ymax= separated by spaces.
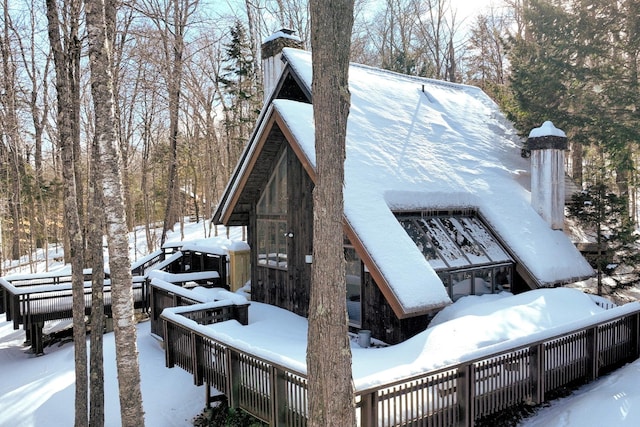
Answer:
xmin=256 ymin=151 xmax=289 ymax=270
xmin=396 ymin=209 xmax=515 ymax=300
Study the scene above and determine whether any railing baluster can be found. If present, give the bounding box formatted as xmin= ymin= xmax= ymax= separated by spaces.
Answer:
xmin=153 ymin=296 xmax=640 ymax=427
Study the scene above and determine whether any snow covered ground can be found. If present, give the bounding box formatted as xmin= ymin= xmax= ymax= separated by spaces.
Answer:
xmin=1 ymin=221 xmax=640 ymax=426
xmin=0 ymin=315 xmax=203 ymax=427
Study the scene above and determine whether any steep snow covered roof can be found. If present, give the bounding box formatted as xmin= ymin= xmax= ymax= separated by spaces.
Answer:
xmin=216 ymin=48 xmax=594 ymax=316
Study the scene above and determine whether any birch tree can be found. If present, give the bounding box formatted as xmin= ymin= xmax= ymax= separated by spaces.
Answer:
xmin=307 ymin=0 xmax=356 ymax=425
xmin=85 ymin=0 xmax=145 ymax=425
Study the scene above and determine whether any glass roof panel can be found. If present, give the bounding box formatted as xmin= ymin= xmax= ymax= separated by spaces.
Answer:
xmin=437 ymin=217 xmax=491 ymax=264
xmin=398 ymin=212 xmax=513 ymax=272
xmin=418 ymin=218 xmax=470 ymax=268
xmin=459 ymin=217 xmax=512 ymax=263
xmin=399 ymin=218 xmax=447 ymax=270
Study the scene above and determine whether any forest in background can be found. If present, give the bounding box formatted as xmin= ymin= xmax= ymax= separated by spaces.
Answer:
xmin=1 ymin=0 xmax=639 ymax=275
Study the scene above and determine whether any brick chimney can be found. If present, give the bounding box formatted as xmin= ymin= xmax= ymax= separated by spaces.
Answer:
xmin=527 ymin=121 xmax=568 ymax=230
xmin=261 ymin=29 xmax=303 ymax=105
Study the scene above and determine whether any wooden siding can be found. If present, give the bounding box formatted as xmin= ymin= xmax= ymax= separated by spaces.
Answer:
xmin=361 ymin=272 xmax=433 ymax=345
xmin=225 ymin=121 xmax=289 ymax=226
xmin=251 ymin=144 xmax=314 ymax=318
xmin=247 ymin=134 xmax=432 ymax=343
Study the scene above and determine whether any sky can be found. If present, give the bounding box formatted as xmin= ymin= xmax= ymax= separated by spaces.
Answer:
xmin=451 ymin=0 xmax=502 ymax=21
xmin=1 ymin=221 xmax=640 ymax=426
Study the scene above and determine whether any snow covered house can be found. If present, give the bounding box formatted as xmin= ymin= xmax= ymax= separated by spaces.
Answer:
xmin=213 ymin=31 xmax=594 ymax=345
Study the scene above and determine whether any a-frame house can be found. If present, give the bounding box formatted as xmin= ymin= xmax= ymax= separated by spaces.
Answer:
xmin=214 ymin=31 xmax=594 ymax=344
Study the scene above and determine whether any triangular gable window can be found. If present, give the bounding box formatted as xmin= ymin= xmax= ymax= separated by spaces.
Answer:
xmin=398 ymin=210 xmax=514 ymax=300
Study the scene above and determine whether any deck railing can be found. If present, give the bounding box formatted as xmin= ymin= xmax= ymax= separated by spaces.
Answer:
xmin=161 ymin=302 xmax=640 ymax=427
xmin=161 ymin=303 xmax=303 ymax=426
xmin=0 ymin=275 xmax=149 ymax=353
xmin=0 ymin=249 xmax=165 ymax=320
xmin=148 ymin=276 xmax=227 ymax=337
xmin=0 ymin=251 xmax=166 ymax=354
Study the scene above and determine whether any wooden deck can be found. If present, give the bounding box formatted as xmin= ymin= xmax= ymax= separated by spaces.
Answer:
xmin=159 ymin=300 xmax=640 ymax=427
xmin=0 ymin=247 xmax=229 ymax=355
xmin=0 ymin=250 xmax=165 ymax=354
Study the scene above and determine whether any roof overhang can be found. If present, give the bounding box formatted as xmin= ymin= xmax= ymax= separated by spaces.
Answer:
xmin=344 ymin=218 xmax=450 ymax=319
xmin=214 ymin=106 xmax=316 ymax=226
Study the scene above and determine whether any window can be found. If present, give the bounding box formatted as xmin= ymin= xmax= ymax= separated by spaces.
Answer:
xmin=345 ymin=243 xmax=362 ymax=326
xmin=398 ymin=210 xmax=514 ymax=300
xmin=257 ymin=152 xmax=288 ymax=269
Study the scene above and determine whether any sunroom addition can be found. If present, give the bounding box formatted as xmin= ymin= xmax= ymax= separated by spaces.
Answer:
xmin=397 ymin=210 xmax=514 ymax=301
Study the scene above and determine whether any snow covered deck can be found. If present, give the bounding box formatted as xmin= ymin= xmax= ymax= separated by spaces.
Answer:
xmin=159 ymin=289 xmax=640 ymax=426
xmin=0 ymin=274 xmax=150 ymax=355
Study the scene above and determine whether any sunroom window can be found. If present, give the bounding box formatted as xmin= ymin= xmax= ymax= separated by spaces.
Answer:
xmin=398 ymin=210 xmax=514 ymax=300
xmin=257 ymin=151 xmax=288 ymax=269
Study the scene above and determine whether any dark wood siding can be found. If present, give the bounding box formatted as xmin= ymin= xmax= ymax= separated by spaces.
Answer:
xmin=248 ymin=132 xmax=431 ymax=345
xmin=227 ymin=124 xmax=289 ymax=226
xmin=361 ymin=272 xmax=433 ymax=345
xmin=285 ymin=145 xmax=314 ymax=317
xmin=251 ymin=145 xmax=314 ymax=318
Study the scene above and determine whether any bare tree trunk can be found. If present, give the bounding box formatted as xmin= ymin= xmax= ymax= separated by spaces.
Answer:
xmin=1 ymin=3 xmax=23 ymax=261
xmin=159 ymin=0 xmax=193 ymax=247
xmin=85 ymin=0 xmax=145 ymax=425
xmin=307 ymin=1 xmax=356 ymax=426
xmin=88 ymin=135 xmax=105 ymax=426
xmin=88 ymin=69 xmax=106 ymax=427
xmin=45 ymin=0 xmax=88 ymax=425
xmin=141 ymin=109 xmax=155 ymax=253
xmin=20 ymin=5 xmax=52 ymax=256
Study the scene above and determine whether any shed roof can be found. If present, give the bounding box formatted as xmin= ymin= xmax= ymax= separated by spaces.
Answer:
xmin=215 ymin=48 xmax=595 ymax=317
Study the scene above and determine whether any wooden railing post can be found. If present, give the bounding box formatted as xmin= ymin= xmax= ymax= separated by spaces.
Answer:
xmin=30 ymin=322 xmax=44 ymax=355
xmin=457 ymin=364 xmax=474 ymax=427
xmin=164 ymin=320 xmax=175 ymax=368
xmin=143 ymin=278 xmax=150 ymax=313
xmin=270 ymin=365 xmax=287 ymax=426
xmin=226 ymin=348 xmax=241 ymax=409
xmin=587 ymin=326 xmax=599 ymax=381
xmin=235 ymin=303 xmax=250 ymax=326
xmin=530 ymin=342 xmax=545 ymax=404
xmin=633 ymin=313 xmax=640 ymax=360
xmin=192 ymin=332 xmax=203 ymax=386
xmin=358 ymin=390 xmax=377 ymax=427
xmin=149 ymin=285 xmax=158 ymax=336
xmin=220 ymin=254 xmax=228 ymax=289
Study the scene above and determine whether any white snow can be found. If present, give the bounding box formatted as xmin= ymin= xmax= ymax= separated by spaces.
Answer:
xmin=528 ymin=120 xmax=567 ymax=138
xmin=2 ymin=283 xmax=639 ymax=426
xmin=0 ymin=221 xmax=638 ymax=426
xmin=0 ymin=314 xmax=204 ymax=427
xmin=262 ymin=29 xmax=302 ymax=44
xmin=226 ymin=47 xmax=594 ymax=316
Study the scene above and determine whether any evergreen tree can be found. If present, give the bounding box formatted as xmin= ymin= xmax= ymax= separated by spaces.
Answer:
xmin=568 ymin=167 xmax=640 ymax=295
xmin=506 ymin=0 xmax=640 ymax=198
xmin=219 ymin=20 xmax=260 ymax=168
xmin=505 ymin=0 xmax=575 ymax=135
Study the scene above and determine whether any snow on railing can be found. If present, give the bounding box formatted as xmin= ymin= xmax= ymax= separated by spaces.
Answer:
xmin=161 ymin=302 xmax=640 ymax=426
